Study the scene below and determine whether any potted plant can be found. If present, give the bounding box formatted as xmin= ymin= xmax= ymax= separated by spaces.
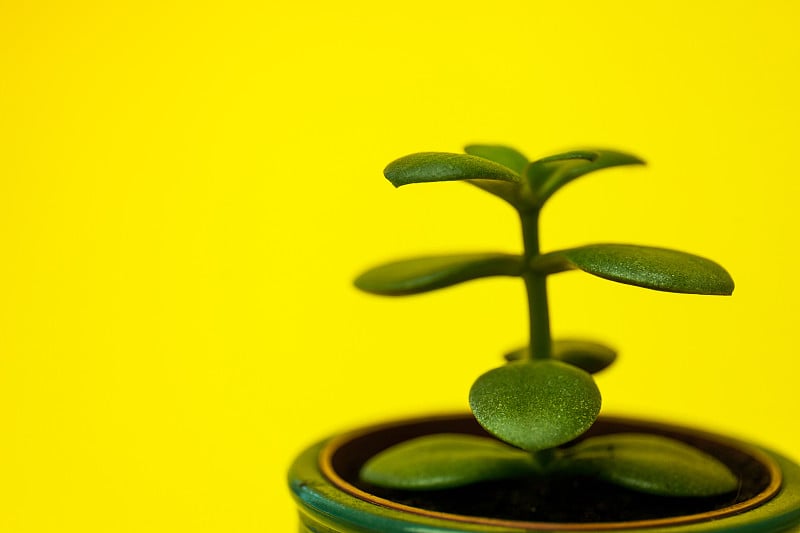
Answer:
xmin=288 ymin=145 xmax=800 ymax=532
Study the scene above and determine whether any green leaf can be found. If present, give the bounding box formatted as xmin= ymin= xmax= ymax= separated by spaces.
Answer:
xmin=561 ymin=433 xmax=739 ymax=497
xmin=532 ymin=244 xmax=735 ymax=295
xmin=464 ymin=144 xmax=529 ymax=175
xmin=465 ymin=178 xmax=522 ymax=206
xmin=384 ymin=152 xmax=521 ymax=188
xmin=469 ymin=361 xmax=601 ymax=452
xmin=461 ymin=145 xmax=529 ymax=207
xmin=360 ymin=434 xmax=537 ymax=490
xmin=554 ymin=339 xmax=617 ymax=373
xmin=526 ymin=150 xmax=644 ymax=205
xmin=505 ymin=339 xmax=617 ymax=374
xmin=354 ymin=253 xmax=523 ymax=296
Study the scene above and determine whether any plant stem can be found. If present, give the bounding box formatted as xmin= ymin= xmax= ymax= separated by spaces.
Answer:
xmin=520 ymin=210 xmax=551 ymax=360
xmin=532 ymin=447 xmax=558 ymax=472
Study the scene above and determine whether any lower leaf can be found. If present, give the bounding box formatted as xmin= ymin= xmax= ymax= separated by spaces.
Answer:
xmin=560 ymin=433 xmax=739 ymax=497
xmin=504 ymin=339 xmax=617 ymax=374
xmin=359 ymin=433 xmax=537 ymax=490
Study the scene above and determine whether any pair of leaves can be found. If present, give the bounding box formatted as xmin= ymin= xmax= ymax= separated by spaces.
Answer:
xmin=354 ymin=245 xmax=733 ymax=297
xmin=384 ymin=146 xmax=644 ymax=209
xmin=360 ymin=432 xmax=738 ymax=498
xmin=504 ymin=339 xmax=617 ymax=374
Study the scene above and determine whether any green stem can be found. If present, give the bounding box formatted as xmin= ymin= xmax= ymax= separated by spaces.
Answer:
xmin=532 ymin=447 xmax=559 ymax=472
xmin=520 ymin=210 xmax=551 ymax=360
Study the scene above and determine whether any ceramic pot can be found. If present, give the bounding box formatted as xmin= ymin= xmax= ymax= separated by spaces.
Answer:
xmin=289 ymin=414 xmax=800 ymax=532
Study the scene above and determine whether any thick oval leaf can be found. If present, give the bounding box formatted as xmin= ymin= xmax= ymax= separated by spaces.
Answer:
xmin=384 ymin=152 xmax=521 ymax=188
xmin=469 ymin=361 xmax=601 ymax=452
xmin=505 ymin=340 xmax=617 ymax=374
xmin=354 ymin=253 xmax=523 ymax=296
xmin=360 ymin=433 xmax=537 ymax=490
xmin=532 ymin=244 xmax=735 ymax=295
xmin=525 ymin=150 xmax=645 ymax=205
xmin=561 ymin=433 xmax=738 ymax=497
xmin=464 ymin=144 xmax=529 ymax=175
xmin=554 ymin=339 xmax=617 ymax=373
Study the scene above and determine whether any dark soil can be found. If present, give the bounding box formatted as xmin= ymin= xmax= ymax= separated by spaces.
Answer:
xmin=330 ymin=416 xmax=772 ymax=523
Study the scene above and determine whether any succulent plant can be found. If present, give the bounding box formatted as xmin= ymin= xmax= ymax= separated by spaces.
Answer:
xmin=355 ymin=145 xmax=737 ymax=497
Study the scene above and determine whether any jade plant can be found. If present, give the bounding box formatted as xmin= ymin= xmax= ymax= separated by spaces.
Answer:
xmin=354 ymin=145 xmax=738 ymax=498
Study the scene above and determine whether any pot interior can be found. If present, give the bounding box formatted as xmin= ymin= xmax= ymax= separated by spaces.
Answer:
xmin=323 ymin=414 xmax=780 ymax=528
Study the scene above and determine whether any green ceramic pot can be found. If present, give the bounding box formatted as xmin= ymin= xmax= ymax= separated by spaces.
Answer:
xmin=289 ymin=414 xmax=800 ymax=532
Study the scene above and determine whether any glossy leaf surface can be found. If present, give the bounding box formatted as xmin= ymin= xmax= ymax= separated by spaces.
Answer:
xmin=526 ymin=150 xmax=644 ymax=204
xmin=384 ymin=152 xmax=521 ymax=188
xmin=464 ymin=144 xmax=529 ymax=175
xmin=360 ymin=433 xmax=537 ymax=490
xmin=505 ymin=339 xmax=617 ymax=374
xmin=469 ymin=361 xmax=601 ymax=452
xmin=533 ymin=244 xmax=735 ymax=295
xmin=354 ymin=253 xmax=523 ymax=296
xmin=562 ymin=433 xmax=739 ymax=497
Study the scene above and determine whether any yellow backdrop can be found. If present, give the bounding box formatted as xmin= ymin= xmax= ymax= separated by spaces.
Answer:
xmin=1 ymin=1 xmax=798 ymax=531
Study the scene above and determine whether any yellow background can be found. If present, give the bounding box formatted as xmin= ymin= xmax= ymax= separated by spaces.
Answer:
xmin=1 ymin=1 xmax=798 ymax=531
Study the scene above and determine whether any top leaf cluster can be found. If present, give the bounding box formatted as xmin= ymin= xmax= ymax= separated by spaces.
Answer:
xmin=357 ymin=146 xmax=733 ymax=298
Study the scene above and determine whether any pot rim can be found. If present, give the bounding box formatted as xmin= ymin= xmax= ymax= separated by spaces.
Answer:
xmin=319 ymin=413 xmax=782 ymax=531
